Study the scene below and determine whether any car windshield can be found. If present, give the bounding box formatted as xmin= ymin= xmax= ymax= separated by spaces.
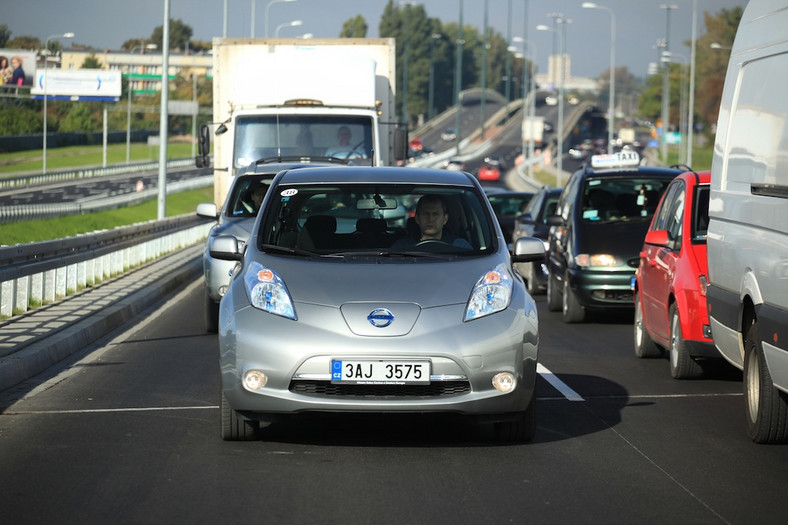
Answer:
xmin=234 ymin=115 xmax=374 ymax=168
xmin=487 ymin=194 xmax=533 ymax=218
xmin=226 ymin=175 xmax=274 ymax=217
xmin=581 ymin=176 xmax=671 ymax=223
xmin=257 ymin=183 xmax=496 ymax=256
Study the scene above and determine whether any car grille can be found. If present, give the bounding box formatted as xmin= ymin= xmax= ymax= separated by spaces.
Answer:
xmin=289 ymin=380 xmax=471 ymax=398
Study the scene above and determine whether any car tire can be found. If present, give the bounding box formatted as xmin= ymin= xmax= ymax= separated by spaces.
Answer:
xmin=562 ymin=274 xmax=585 ymax=323
xmin=743 ymin=321 xmax=788 ymax=443
xmin=494 ymin=395 xmax=536 ymax=442
xmin=221 ymin=391 xmax=260 ymax=441
xmin=547 ymin=272 xmax=562 ymax=312
xmin=634 ymin=293 xmax=662 ymax=358
xmin=205 ymin=291 xmax=219 ymax=333
xmin=669 ymin=304 xmax=703 ymax=379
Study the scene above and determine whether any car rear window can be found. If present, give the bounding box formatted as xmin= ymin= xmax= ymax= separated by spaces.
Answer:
xmin=581 ymin=176 xmax=672 ymax=222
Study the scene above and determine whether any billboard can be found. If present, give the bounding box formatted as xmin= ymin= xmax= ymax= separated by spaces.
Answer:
xmin=0 ymin=49 xmax=37 ymax=87
xmin=30 ymin=68 xmax=122 ymax=101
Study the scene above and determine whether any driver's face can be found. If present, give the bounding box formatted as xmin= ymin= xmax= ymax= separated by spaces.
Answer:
xmin=415 ymin=201 xmax=448 ymax=239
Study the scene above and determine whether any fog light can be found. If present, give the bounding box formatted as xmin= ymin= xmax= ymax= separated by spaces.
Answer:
xmin=492 ymin=372 xmax=516 ymax=393
xmin=243 ymin=370 xmax=268 ymax=391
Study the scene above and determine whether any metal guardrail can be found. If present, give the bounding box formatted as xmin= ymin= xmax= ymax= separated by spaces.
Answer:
xmin=0 ymin=214 xmax=214 ymax=319
xmin=0 ymin=175 xmax=214 ymax=224
xmin=0 ymin=158 xmax=195 ymax=191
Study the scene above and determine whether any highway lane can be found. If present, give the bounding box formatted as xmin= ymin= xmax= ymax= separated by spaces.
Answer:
xmin=1 ymin=278 xmax=785 ymax=524
xmin=0 ymin=166 xmax=209 ymax=206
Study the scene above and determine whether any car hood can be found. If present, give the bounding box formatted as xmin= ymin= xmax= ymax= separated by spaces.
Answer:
xmin=261 ymin=254 xmax=505 ymax=305
xmin=255 ymin=255 xmax=510 ymax=336
xmin=574 ymin=220 xmax=650 ymax=262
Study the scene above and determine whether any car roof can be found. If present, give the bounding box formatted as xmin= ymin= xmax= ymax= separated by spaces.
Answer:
xmin=275 ymin=166 xmax=480 ymax=187
xmin=577 ymin=165 xmax=683 ymax=180
xmin=676 ymin=169 xmax=711 ymax=185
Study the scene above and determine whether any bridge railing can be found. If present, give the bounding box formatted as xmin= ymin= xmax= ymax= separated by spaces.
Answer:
xmin=0 ymin=214 xmax=213 ymax=319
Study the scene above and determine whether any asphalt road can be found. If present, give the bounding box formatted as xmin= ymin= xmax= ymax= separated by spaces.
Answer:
xmin=1 ymin=278 xmax=784 ymax=525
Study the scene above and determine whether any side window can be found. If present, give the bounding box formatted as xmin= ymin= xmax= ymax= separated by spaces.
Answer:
xmin=664 ymin=183 xmax=686 ymax=248
xmin=558 ymin=174 xmax=580 ymax=221
xmin=651 ymin=181 xmax=679 ymax=232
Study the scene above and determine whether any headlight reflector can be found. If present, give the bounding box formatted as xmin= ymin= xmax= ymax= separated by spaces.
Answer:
xmin=244 ymin=261 xmax=296 ymax=319
xmin=464 ymin=263 xmax=513 ymax=321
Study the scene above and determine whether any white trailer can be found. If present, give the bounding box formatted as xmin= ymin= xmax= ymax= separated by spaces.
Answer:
xmin=197 ymin=38 xmax=405 ymax=205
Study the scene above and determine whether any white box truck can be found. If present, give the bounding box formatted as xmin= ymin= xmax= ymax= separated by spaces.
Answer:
xmin=196 ymin=37 xmax=406 ymax=205
xmin=707 ymin=0 xmax=788 ymax=444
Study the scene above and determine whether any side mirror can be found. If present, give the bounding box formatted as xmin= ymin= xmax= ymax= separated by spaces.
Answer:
xmin=209 ymin=235 xmax=243 ymax=261
xmin=546 ymin=214 xmax=563 ymax=226
xmin=196 ymin=202 xmax=219 ymax=220
xmin=644 ymin=229 xmax=669 ymax=248
xmin=511 ymin=236 xmax=546 ymax=263
xmin=195 ymin=124 xmax=212 ymax=168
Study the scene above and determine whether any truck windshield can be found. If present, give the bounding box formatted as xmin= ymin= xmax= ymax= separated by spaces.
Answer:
xmin=235 ymin=115 xmax=374 ymax=168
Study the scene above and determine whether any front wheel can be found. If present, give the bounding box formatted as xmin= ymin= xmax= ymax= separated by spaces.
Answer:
xmin=562 ymin=274 xmax=585 ymax=323
xmin=493 ymin=396 xmax=536 ymax=442
xmin=547 ymin=272 xmax=562 ymax=312
xmin=669 ymin=304 xmax=703 ymax=379
xmin=221 ymin=391 xmax=260 ymax=441
xmin=634 ymin=294 xmax=662 ymax=358
xmin=743 ymin=321 xmax=788 ymax=443
xmin=205 ymin=292 xmax=219 ymax=333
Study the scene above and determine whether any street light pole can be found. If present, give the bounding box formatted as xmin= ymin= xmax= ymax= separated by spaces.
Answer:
xmin=454 ymin=0 xmax=464 ymax=154
xmin=265 ymin=0 xmax=297 ymax=38
xmin=660 ymin=4 xmax=678 ymax=164
xmin=42 ymin=31 xmax=74 ymax=174
xmin=582 ymin=2 xmax=615 ymax=153
xmin=275 ymin=19 xmax=302 ymax=38
xmin=428 ymin=33 xmax=440 ymax=121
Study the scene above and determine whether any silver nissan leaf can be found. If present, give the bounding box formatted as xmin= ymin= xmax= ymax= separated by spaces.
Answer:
xmin=211 ymin=166 xmax=545 ymax=442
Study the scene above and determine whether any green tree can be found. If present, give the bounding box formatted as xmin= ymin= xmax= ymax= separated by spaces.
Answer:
xmin=59 ymin=103 xmax=101 ymax=134
xmin=0 ymin=104 xmax=41 ymax=135
xmin=0 ymin=25 xmax=11 ymax=48
xmin=340 ymin=15 xmax=367 ymax=38
xmin=7 ymin=35 xmax=41 ymax=50
xmin=150 ymin=19 xmax=193 ymax=51
xmin=81 ymin=55 xmax=102 ymax=69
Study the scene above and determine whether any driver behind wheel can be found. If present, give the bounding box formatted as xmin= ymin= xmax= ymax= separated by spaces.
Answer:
xmin=391 ymin=195 xmax=472 ymax=249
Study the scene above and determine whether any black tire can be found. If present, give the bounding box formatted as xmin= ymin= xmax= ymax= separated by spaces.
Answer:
xmin=562 ymin=274 xmax=585 ymax=323
xmin=220 ymin=391 xmax=260 ymax=441
xmin=205 ymin=291 xmax=219 ymax=333
xmin=669 ymin=304 xmax=703 ymax=379
xmin=743 ymin=321 xmax=788 ymax=443
xmin=525 ymin=262 xmax=541 ymax=295
xmin=546 ymin=271 xmax=562 ymax=312
xmin=633 ymin=293 xmax=662 ymax=358
xmin=494 ymin=395 xmax=536 ymax=442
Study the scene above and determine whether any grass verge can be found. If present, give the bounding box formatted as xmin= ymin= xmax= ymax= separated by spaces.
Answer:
xmin=0 ymin=186 xmax=214 ymax=244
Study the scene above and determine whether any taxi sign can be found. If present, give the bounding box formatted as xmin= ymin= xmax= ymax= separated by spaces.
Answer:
xmin=590 ymin=151 xmax=641 ymax=170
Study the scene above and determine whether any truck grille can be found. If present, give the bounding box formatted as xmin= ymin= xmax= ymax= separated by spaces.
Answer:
xmin=289 ymin=380 xmax=471 ymax=398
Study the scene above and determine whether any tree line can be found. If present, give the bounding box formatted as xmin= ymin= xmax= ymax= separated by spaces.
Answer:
xmin=0 ymin=2 xmax=741 ymax=146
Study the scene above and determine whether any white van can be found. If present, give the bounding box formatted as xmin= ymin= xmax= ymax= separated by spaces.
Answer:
xmin=707 ymin=0 xmax=788 ymax=444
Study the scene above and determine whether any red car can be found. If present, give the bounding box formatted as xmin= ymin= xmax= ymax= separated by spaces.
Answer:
xmin=477 ymin=163 xmax=501 ymax=181
xmin=633 ymin=170 xmax=718 ymax=378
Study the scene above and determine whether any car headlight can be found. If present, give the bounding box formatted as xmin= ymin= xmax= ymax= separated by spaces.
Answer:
xmin=464 ymin=263 xmax=513 ymax=322
xmin=243 ymin=261 xmax=296 ymax=320
xmin=575 ymin=253 xmax=618 ymax=268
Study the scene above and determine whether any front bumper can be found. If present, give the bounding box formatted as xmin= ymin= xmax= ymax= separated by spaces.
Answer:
xmin=219 ymin=298 xmax=539 ymax=422
xmin=567 ymin=267 xmax=635 ymax=310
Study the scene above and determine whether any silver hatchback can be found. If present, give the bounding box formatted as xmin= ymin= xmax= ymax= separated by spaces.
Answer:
xmin=211 ymin=166 xmax=545 ymax=442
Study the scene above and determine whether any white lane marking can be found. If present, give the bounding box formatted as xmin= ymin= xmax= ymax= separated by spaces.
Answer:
xmin=5 ymin=406 xmax=219 ymax=415
xmin=537 ymin=363 xmax=585 ymax=401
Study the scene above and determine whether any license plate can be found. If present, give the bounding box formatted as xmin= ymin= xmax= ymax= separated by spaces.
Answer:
xmin=331 ymin=359 xmax=431 ymax=385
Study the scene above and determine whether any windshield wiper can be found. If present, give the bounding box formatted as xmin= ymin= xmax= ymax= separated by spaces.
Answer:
xmin=260 ymin=243 xmax=322 ymax=257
